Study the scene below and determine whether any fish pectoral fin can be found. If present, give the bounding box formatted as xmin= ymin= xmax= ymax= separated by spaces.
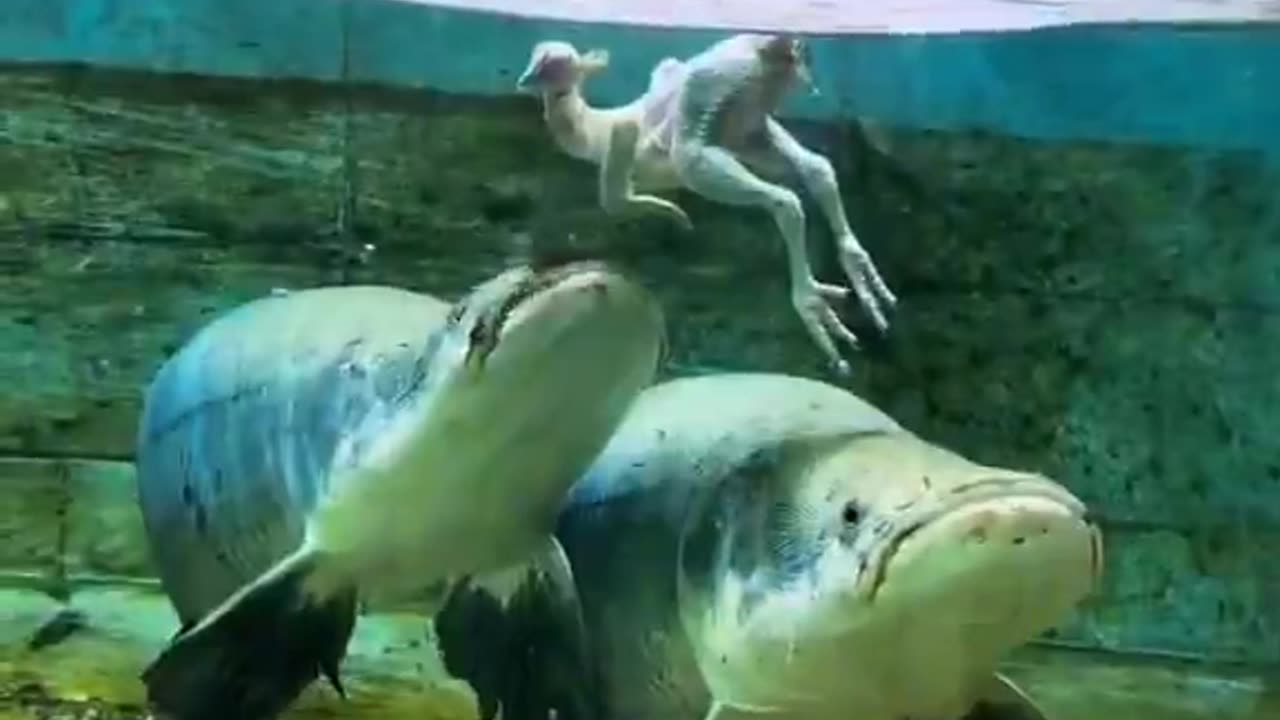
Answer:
xmin=531 ymin=536 xmax=587 ymax=652
xmin=141 ymin=545 xmax=359 ymax=720
xmin=435 ymin=538 xmax=600 ymax=720
xmin=963 ymin=672 xmax=1052 ymax=720
xmin=435 ymin=574 xmax=509 ymax=720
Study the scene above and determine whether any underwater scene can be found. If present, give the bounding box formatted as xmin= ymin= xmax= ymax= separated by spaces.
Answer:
xmin=1 ymin=1 xmax=1279 ymax=719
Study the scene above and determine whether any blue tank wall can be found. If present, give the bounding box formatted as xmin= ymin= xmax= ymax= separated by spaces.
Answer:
xmin=1 ymin=0 xmax=1278 ymax=151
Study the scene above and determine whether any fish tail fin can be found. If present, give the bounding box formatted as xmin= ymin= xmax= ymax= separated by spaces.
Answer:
xmin=141 ymin=546 xmax=358 ymax=720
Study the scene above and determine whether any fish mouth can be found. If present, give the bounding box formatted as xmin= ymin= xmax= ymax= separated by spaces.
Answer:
xmin=862 ymin=475 xmax=1101 ymax=601
xmin=462 ymin=259 xmax=664 ymax=373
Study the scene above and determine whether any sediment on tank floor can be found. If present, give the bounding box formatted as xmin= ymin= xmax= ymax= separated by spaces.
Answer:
xmin=0 ymin=586 xmax=477 ymax=720
xmin=0 ymin=585 xmax=1277 ymax=720
xmin=1 ymin=63 xmax=1279 ymax=718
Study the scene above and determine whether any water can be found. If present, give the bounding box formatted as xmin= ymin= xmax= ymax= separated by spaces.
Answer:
xmin=0 ymin=1 xmax=1278 ymax=719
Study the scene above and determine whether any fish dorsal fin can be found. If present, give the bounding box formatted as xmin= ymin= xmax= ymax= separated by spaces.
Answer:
xmin=965 ymin=673 xmax=1051 ymax=720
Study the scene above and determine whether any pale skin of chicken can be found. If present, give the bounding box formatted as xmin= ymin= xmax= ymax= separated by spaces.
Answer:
xmin=516 ymin=34 xmax=898 ymax=375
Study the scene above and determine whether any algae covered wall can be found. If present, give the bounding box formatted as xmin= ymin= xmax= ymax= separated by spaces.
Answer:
xmin=1 ymin=59 xmax=1278 ymax=685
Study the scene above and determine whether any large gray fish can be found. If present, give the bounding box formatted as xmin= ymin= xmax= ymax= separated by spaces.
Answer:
xmin=437 ymin=372 xmax=1103 ymax=720
xmin=134 ymin=260 xmax=665 ymax=720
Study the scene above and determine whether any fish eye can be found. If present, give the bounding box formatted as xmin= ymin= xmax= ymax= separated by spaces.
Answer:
xmin=841 ymin=502 xmax=861 ymax=525
xmin=446 ymin=304 xmax=466 ymax=326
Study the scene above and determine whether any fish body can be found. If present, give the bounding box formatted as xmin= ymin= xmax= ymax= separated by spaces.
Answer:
xmin=135 ymin=262 xmax=665 ymax=720
xmin=437 ymin=373 xmax=1102 ymax=720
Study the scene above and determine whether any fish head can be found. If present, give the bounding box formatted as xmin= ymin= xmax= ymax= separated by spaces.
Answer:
xmin=436 ymin=259 xmax=662 ymax=379
xmin=517 ymin=41 xmax=610 ymax=94
xmin=678 ymin=430 xmax=1101 ymax=715
xmin=418 ymin=259 xmax=664 ymax=530
xmin=430 ymin=258 xmax=665 ymax=410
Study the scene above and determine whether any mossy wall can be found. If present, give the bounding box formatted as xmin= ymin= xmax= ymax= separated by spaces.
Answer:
xmin=1 ymin=60 xmax=1278 ymax=695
